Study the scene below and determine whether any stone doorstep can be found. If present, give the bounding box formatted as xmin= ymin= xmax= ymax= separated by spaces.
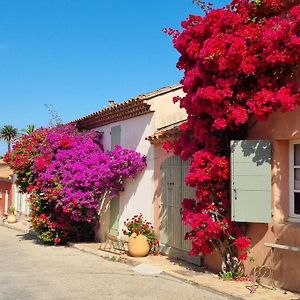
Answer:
xmin=69 ymin=242 xmax=300 ymax=300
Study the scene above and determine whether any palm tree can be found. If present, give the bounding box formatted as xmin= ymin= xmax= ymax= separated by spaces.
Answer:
xmin=0 ymin=125 xmax=18 ymax=152
xmin=22 ymin=124 xmax=36 ymax=135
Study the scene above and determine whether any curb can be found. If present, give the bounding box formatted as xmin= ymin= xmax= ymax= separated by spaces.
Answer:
xmin=0 ymin=221 xmax=37 ymax=237
xmin=67 ymin=243 xmax=138 ymax=266
xmin=68 ymin=242 xmax=241 ymax=300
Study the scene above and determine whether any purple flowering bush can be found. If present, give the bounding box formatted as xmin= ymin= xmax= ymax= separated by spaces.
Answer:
xmin=5 ymin=125 xmax=146 ymax=244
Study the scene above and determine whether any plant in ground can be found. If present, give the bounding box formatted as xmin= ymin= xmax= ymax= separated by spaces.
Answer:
xmin=164 ymin=0 xmax=300 ymax=277
xmin=4 ymin=125 xmax=147 ymax=244
xmin=123 ymin=214 xmax=159 ymax=253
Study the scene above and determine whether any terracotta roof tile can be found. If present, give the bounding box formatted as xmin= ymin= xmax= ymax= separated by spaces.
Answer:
xmin=146 ymin=120 xmax=185 ymax=144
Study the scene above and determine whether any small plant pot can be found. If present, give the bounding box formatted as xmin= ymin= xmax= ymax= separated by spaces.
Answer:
xmin=128 ymin=233 xmax=150 ymax=257
xmin=7 ymin=214 xmax=17 ymax=224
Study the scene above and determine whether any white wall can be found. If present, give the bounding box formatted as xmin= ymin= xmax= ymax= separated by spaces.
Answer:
xmin=95 ymin=113 xmax=155 ymax=239
xmin=12 ymin=184 xmax=29 ymax=216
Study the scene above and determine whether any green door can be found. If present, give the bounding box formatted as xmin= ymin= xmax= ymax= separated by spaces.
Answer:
xmin=109 ymin=125 xmax=121 ymax=235
xmin=109 ymin=197 xmax=120 ymax=235
xmin=160 ymin=156 xmax=201 ymax=266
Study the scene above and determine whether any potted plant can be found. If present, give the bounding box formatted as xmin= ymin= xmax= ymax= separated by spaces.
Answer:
xmin=123 ymin=214 xmax=158 ymax=257
xmin=7 ymin=205 xmax=17 ymax=223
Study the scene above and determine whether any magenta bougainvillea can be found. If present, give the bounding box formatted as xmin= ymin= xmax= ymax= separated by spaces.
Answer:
xmin=5 ymin=125 xmax=146 ymax=244
xmin=165 ymin=0 xmax=300 ymax=275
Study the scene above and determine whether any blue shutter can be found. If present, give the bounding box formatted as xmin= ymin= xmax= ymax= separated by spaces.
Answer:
xmin=231 ymin=140 xmax=272 ymax=223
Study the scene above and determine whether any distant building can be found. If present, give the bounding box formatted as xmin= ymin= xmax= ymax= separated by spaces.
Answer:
xmin=0 ymin=159 xmax=29 ymax=218
xmin=0 ymin=159 xmax=13 ymax=215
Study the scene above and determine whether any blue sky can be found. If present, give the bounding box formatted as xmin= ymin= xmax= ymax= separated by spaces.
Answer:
xmin=0 ymin=0 xmax=228 ymax=155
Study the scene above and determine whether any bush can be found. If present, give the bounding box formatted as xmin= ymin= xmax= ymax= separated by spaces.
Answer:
xmin=5 ymin=125 xmax=146 ymax=244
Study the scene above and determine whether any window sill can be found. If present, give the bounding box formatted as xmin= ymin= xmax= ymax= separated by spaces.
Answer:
xmin=288 ymin=217 xmax=300 ymax=224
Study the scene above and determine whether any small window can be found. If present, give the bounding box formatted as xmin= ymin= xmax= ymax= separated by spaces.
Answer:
xmin=290 ymin=141 xmax=300 ymax=219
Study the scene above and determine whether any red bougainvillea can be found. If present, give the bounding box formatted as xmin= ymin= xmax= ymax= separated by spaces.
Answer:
xmin=165 ymin=0 xmax=300 ymax=275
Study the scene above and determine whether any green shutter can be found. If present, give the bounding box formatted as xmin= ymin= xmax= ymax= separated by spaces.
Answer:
xmin=111 ymin=125 xmax=121 ymax=150
xmin=109 ymin=196 xmax=120 ymax=235
xmin=109 ymin=125 xmax=121 ymax=235
xmin=160 ymin=156 xmax=201 ymax=265
xmin=231 ymin=140 xmax=272 ymax=223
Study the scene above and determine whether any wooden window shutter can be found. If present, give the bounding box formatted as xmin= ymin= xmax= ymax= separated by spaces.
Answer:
xmin=111 ymin=125 xmax=121 ymax=150
xmin=109 ymin=125 xmax=121 ymax=235
xmin=231 ymin=140 xmax=272 ymax=223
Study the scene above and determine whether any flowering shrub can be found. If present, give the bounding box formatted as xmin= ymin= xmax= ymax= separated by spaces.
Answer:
xmin=165 ymin=0 xmax=300 ymax=276
xmin=5 ymin=125 xmax=146 ymax=244
xmin=123 ymin=214 xmax=159 ymax=253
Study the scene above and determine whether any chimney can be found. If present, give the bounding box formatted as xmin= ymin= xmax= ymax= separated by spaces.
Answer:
xmin=108 ymin=100 xmax=117 ymax=107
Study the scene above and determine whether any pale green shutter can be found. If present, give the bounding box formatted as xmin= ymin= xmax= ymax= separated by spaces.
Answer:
xmin=109 ymin=125 xmax=121 ymax=235
xmin=111 ymin=125 xmax=121 ymax=150
xmin=231 ymin=140 xmax=272 ymax=223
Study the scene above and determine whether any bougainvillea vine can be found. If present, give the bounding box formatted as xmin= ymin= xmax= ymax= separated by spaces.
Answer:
xmin=165 ymin=0 xmax=300 ymax=276
xmin=5 ymin=125 xmax=146 ymax=244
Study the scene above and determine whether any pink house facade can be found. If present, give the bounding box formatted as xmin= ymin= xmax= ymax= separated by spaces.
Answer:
xmin=245 ymin=107 xmax=300 ymax=292
xmin=148 ymin=105 xmax=300 ymax=292
xmin=202 ymin=107 xmax=300 ymax=292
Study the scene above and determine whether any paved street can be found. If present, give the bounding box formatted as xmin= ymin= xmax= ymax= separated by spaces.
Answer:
xmin=0 ymin=226 xmax=230 ymax=300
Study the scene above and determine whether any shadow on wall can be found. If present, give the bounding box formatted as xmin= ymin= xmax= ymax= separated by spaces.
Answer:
xmin=115 ymin=113 xmax=156 ymax=232
xmin=249 ymin=223 xmax=300 ymax=292
xmin=120 ymin=113 xmax=155 ymax=154
xmin=118 ymin=145 xmax=155 ymax=231
xmin=231 ymin=140 xmax=271 ymax=166
xmin=97 ymin=141 xmax=155 ymax=241
xmin=99 ymin=113 xmax=156 ymax=238
xmin=157 ymin=155 xmax=201 ymax=265
xmin=246 ymin=140 xmax=300 ymax=292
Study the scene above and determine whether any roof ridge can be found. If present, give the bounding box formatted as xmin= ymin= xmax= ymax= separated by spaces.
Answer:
xmin=70 ymin=83 xmax=182 ymax=124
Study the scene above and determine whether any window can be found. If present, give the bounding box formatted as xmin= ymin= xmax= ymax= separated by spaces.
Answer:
xmin=111 ymin=125 xmax=121 ymax=150
xmin=290 ymin=141 xmax=300 ymax=219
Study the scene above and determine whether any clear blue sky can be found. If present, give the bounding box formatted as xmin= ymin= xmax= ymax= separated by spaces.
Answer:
xmin=0 ymin=0 xmax=228 ymax=155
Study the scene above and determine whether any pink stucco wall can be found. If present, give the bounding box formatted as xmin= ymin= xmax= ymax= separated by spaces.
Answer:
xmin=153 ymin=107 xmax=300 ymax=292
xmin=246 ymin=108 xmax=300 ymax=292
xmin=205 ymin=107 xmax=300 ymax=292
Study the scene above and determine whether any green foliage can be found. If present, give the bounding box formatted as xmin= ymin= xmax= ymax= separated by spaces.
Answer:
xmin=0 ymin=125 xmax=18 ymax=151
xmin=123 ymin=214 xmax=159 ymax=253
xmin=22 ymin=124 xmax=36 ymax=135
xmin=219 ymin=271 xmax=234 ymax=280
xmin=8 ymin=205 xmax=15 ymax=215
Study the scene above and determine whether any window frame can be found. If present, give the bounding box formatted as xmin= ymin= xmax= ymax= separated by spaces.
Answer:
xmin=289 ymin=140 xmax=300 ymax=221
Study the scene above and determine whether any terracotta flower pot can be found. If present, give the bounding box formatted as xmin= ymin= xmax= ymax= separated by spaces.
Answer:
xmin=7 ymin=214 xmax=17 ymax=224
xmin=128 ymin=233 xmax=150 ymax=257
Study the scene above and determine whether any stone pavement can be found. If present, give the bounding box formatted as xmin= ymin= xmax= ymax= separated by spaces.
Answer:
xmin=2 ymin=221 xmax=300 ymax=300
xmin=71 ymin=242 xmax=300 ymax=300
xmin=0 ymin=225 xmax=230 ymax=300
